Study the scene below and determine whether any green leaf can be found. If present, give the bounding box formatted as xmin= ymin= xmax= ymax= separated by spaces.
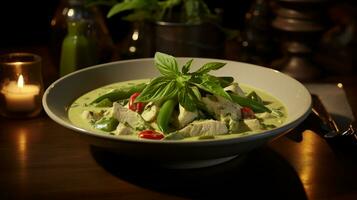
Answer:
xmin=217 ymin=76 xmax=234 ymax=87
xmin=198 ymin=0 xmax=212 ymax=15
xmin=194 ymin=62 xmax=226 ymax=75
xmin=122 ymin=10 xmax=154 ymax=22
xmin=178 ymin=86 xmax=197 ymax=111
xmin=184 ymin=0 xmax=200 ymax=23
xmin=157 ymin=0 xmax=182 ymax=20
xmin=230 ymin=93 xmax=271 ymax=113
xmin=191 ymin=74 xmax=232 ymax=101
xmin=135 ymin=76 xmax=178 ymax=102
xmin=182 ymin=59 xmax=193 ymax=74
xmin=247 ymin=91 xmax=263 ymax=104
xmin=157 ymin=0 xmax=181 ymax=9
xmin=176 ymin=74 xmax=191 ymax=88
xmin=154 ymin=52 xmax=180 ymax=77
xmin=190 ymin=86 xmax=201 ymax=101
xmin=95 ymin=98 xmax=113 ymax=107
xmin=94 ymin=117 xmax=118 ymax=132
xmin=107 ymin=0 xmax=157 ymax=18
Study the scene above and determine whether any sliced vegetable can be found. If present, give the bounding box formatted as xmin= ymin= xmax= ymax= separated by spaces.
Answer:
xmin=241 ymin=107 xmax=255 ymax=119
xmin=128 ymin=92 xmax=144 ymax=113
xmin=230 ymin=93 xmax=271 ymax=113
xmin=138 ymin=130 xmax=164 ymax=140
xmin=164 ymin=132 xmax=185 ymax=140
xmin=91 ymin=82 xmax=147 ymax=104
xmin=94 ymin=117 xmax=119 ymax=132
xmin=247 ymin=91 xmax=263 ymax=104
xmin=95 ymin=98 xmax=113 ymax=107
xmin=157 ymin=99 xmax=177 ymax=134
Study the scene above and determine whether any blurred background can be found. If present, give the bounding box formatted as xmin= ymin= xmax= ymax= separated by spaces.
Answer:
xmin=0 ymin=0 xmax=356 ymax=84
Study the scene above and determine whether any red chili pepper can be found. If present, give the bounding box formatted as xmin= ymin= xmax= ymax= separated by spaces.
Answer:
xmin=241 ymin=107 xmax=255 ymax=119
xmin=138 ymin=130 xmax=164 ymax=140
xmin=129 ymin=92 xmax=144 ymax=113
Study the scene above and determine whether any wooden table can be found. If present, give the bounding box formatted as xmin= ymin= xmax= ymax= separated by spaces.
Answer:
xmin=1 ymin=46 xmax=357 ymax=200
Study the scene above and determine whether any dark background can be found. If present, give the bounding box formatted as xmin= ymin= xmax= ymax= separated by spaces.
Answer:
xmin=0 ymin=0 xmax=355 ymax=46
xmin=0 ymin=0 xmax=252 ymax=47
xmin=0 ymin=0 xmax=356 ymax=77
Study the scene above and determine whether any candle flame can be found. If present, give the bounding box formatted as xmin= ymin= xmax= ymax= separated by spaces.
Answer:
xmin=17 ymin=74 xmax=24 ymax=88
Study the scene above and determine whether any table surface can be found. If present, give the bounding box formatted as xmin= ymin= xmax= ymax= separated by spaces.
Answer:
xmin=1 ymin=45 xmax=357 ymax=200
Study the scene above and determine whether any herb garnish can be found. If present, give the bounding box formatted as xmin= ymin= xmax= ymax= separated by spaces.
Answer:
xmin=135 ymin=52 xmax=233 ymax=111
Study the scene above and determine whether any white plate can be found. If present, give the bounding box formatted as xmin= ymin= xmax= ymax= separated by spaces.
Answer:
xmin=43 ymin=58 xmax=311 ymax=168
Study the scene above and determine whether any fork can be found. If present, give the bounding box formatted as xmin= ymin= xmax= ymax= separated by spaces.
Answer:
xmin=324 ymin=123 xmax=357 ymax=139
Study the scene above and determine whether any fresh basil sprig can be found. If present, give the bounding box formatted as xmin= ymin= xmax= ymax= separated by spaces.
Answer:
xmin=137 ymin=76 xmax=179 ymax=102
xmin=135 ymin=52 xmax=232 ymax=111
xmin=154 ymin=52 xmax=180 ymax=77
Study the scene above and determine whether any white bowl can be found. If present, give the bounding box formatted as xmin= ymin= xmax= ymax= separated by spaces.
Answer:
xmin=43 ymin=58 xmax=311 ymax=168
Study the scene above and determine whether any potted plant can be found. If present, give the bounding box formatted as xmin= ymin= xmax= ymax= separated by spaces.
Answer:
xmin=86 ymin=0 xmax=226 ymax=58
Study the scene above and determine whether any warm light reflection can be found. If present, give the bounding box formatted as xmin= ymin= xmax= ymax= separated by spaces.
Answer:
xmin=17 ymin=128 xmax=28 ymax=167
xmin=242 ymin=41 xmax=248 ymax=47
xmin=17 ymin=74 xmax=24 ymax=88
xmin=297 ymin=130 xmax=326 ymax=198
xmin=132 ymin=30 xmax=139 ymax=41
xmin=18 ymin=130 xmax=27 ymax=153
xmin=17 ymin=128 xmax=28 ymax=188
xmin=337 ymin=83 xmax=343 ymax=88
xmin=67 ymin=8 xmax=74 ymax=17
xmin=129 ymin=46 xmax=136 ymax=53
xmin=51 ymin=19 xmax=56 ymax=26
xmin=62 ymin=7 xmax=68 ymax=15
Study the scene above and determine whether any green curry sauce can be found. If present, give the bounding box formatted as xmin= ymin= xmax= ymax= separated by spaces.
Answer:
xmin=68 ymin=79 xmax=287 ymax=141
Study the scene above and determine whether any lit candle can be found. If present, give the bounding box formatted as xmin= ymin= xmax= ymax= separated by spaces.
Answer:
xmin=1 ymin=74 xmax=40 ymax=112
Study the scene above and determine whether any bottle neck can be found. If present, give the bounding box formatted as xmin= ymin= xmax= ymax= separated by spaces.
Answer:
xmin=67 ymin=21 xmax=87 ymax=36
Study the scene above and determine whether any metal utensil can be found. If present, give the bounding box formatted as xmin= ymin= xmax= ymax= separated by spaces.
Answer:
xmin=311 ymin=94 xmax=357 ymax=142
xmin=324 ymin=123 xmax=356 ymax=138
xmin=311 ymin=94 xmax=339 ymax=134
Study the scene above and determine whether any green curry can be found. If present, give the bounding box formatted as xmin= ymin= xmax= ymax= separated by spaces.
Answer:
xmin=68 ymin=52 xmax=286 ymax=141
xmin=68 ymin=80 xmax=286 ymax=141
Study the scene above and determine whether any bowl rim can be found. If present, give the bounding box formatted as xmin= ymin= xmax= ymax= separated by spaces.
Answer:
xmin=43 ymin=57 xmax=312 ymax=145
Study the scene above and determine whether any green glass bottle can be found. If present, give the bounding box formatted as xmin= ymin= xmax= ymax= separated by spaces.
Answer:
xmin=59 ymin=20 xmax=97 ymax=76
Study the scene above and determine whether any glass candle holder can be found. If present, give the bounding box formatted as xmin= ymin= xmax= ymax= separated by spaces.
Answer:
xmin=0 ymin=53 xmax=44 ymax=118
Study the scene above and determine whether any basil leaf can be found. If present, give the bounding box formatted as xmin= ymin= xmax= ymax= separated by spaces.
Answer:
xmin=155 ymin=52 xmax=180 ymax=77
xmin=136 ymin=76 xmax=178 ymax=102
xmin=176 ymin=74 xmax=191 ymax=87
xmin=194 ymin=62 xmax=226 ymax=75
xmin=191 ymin=74 xmax=232 ymax=101
xmin=178 ymin=86 xmax=197 ymax=111
xmin=217 ymin=76 xmax=234 ymax=87
xmin=107 ymin=0 xmax=156 ymax=18
xmin=182 ymin=59 xmax=193 ymax=74
xmin=190 ymin=86 xmax=201 ymax=101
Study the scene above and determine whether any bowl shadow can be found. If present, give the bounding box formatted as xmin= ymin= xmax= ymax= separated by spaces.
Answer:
xmin=90 ymin=145 xmax=307 ymax=199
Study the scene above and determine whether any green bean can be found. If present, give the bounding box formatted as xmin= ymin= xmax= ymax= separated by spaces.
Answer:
xmin=157 ymin=99 xmax=177 ymax=134
xmin=230 ymin=93 xmax=271 ymax=113
xmin=91 ymin=83 xmax=147 ymax=104
xmin=246 ymin=91 xmax=263 ymax=104
xmin=95 ymin=98 xmax=113 ymax=107
xmin=94 ymin=117 xmax=119 ymax=132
